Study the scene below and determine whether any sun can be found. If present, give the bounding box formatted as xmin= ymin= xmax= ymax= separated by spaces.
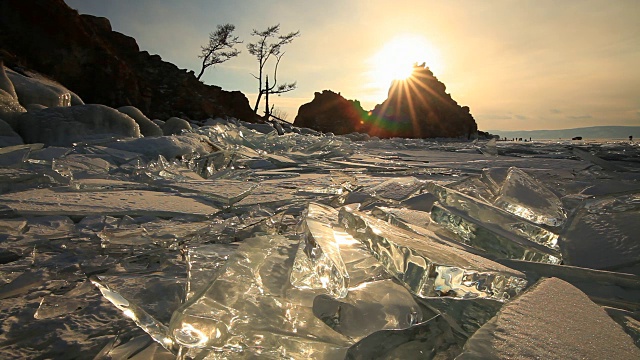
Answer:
xmin=368 ymin=35 xmax=441 ymax=96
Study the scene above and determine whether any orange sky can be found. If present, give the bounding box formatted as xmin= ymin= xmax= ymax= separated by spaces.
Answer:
xmin=66 ymin=0 xmax=640 ymax=131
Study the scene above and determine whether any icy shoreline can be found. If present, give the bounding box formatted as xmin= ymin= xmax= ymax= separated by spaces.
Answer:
xmin=1 ymin=121 xmax=639 ymax=358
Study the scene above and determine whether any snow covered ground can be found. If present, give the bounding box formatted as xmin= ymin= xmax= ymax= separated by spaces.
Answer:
xmin=1 ymin=65 xmax=640 ymax=359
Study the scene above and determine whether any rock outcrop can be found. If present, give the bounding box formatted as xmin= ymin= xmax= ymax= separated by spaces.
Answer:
xmin=0 ymin=0 xmax=256 ymax=122
xmin=293 ymin=90 xmax=369 ymax=135
xmin=369 ymin=64 xmax=477 ymax=138
xmin=295 ymin=64 xmax=478 ymax=139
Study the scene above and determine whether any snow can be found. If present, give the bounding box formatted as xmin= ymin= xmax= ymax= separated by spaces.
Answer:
xmin=17 ymin=104 xmax=141 ymax=146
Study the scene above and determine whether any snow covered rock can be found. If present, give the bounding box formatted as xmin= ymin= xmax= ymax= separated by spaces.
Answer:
xmin=6 ymin=68 xmax=83 ymax=108
xmin=117 ymin=106 xmax=163 ymax=137
xmin=0 ymin=118 xmax=23 ymax=146
xmin=0 ymin=90 xmax=27 ymax=130
xmin=16 ymin=104 xmax=140 ymax=146
xmin=0 ymin=62 xmax=18 ymax=100
xmin=163 ymin=116 xmax=192 ymax=135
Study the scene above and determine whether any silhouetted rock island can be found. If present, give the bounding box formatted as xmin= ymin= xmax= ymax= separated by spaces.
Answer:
xmin=294 ymin=64 xmax=478 ymax=138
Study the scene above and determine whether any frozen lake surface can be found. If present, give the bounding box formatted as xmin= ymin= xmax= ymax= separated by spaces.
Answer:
xmin=1 ymin=123 xmax=639 ymax=359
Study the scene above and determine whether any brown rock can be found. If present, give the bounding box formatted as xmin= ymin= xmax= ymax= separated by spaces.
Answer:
xmin=0 ymin=0 xmax=256 ymax=122
xmin=293 ymin=90 xmax=369 ymax=135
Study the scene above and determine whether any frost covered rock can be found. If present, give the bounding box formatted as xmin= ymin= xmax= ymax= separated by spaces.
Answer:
xmin=163 ymin=117 xmax=192 ymax=135
xmin=0 ymin=62 xmax=18 ymax=100
xmin=104 ymin=133 xmax=217 ymax=159
xmin=0 ymin=118 xmax=23 ymax=146
xmin=458 ymin=277 xmax=640 ymax=359
xmin=6 ymin=68 xmax=83 ymax=108
xmin=0 ymin=90 xmax=27 ymax=130
xmin=117 ymin=106 xmax=163 ymax=137
xmin=16 ymin=104 xmax=140 ymax=146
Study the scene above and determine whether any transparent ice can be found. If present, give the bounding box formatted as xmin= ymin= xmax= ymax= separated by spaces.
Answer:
xmin=0 ymin=116 xmax=639 ymax=358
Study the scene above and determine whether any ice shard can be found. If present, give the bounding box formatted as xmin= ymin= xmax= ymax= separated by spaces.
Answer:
xmin=91 ymin=276 xmax=176 ymax=352
xmin=339 ymin=205 xmax=528 ymax=300
xmin=169 ymin=235 xmax=351 ymax=358
xmin=559 ymin=192 xmax=640 ymax=272
xmin=493 ymin=167 xmax=566 ymax=226
xmin=426 ymin=182 xmax=562 ymax=263
xmin=365 ymin=177 xmax=424 ymax=202
xmin=457 ymin=277 xmax=640 ymax=359
xmin=290 ymin=203 xmax=350 ymax=298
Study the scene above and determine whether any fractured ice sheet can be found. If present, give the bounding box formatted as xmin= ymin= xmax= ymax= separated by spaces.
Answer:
xmin=559 ymin=193 xmax=640 ymax=273
xmin=98 ymin=218 xmax=217 ymax=249
xmin=365 ymin=177 xmax=424 ymax=202
xmin=154 ymin=178 xmax=258 ymax=206
xmin=169 ymin=235 xmax=352 ymax=358
xmin=426 ymin=182 xmax=562 ymax=263
xmin=52 ymin=154 xmax=116 ymax=179
xmin=339 ymin=205 xmax=528 ymax=301
xmin=0 ymin=188 xmax=220 ymax=217
xmin=493 ymin=167 xmax=566 ymax=226
xmin=457 ymin=277 xmax=640 ymax=359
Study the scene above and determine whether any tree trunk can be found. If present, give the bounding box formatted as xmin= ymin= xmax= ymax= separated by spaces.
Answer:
xmin=264 ymin=75 xmax=270 ymax=119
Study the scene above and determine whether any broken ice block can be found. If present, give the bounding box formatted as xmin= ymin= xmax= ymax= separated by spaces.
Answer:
xmin=426 ymin=182 xmax=562 ymax=261
xmin=313 ymin=279 xmax=424 ymax=341
xmin=573 ymin=147 xmax=627 ymax=172
xmin=289 ymin=203 xmax=350 ymax=298
xmin=52 ymin=154 xmax=116 ymax=179
xmin=366 ymin=177 xmax=424 ymax=202
xmin=339 ymin=206 xmax=528 ymax=301
xmin=559 ymin=193 xmax=640 ymax=272
xmin=493 ymin=167 xmax=566 ymax=226
xmin=480 ymin=138 xmax=498 ymax=156
xmin=169 ymin=235 xmax=351 ymax=358
xmin=457 ymin=277 xmax=640 ymax=359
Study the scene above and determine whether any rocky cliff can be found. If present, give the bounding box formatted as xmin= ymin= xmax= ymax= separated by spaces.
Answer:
xmin=294 ymin=64 xmax=478 ymax=138
xmin=0 ymin=0 xmax=256 ymax=122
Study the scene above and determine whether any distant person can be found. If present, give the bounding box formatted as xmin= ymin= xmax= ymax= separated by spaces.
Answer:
xmin=630 ymin=135 xmax=633 ymax=142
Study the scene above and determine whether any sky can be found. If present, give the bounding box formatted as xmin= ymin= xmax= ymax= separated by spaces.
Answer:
xmin=65 ymin=0 xmax=640 ymax=131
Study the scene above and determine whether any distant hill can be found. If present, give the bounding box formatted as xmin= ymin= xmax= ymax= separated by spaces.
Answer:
xmin=487 ymin=126 xmax=640 ymax=140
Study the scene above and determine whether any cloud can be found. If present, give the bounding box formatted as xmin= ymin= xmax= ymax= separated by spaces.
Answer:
xmin=567 ymin=115 xmax=593 ymax=119
xmin=515 ymin=115 xmax=528 ymax=120
xmin=549 ymin=109 xmax=562 ymax=114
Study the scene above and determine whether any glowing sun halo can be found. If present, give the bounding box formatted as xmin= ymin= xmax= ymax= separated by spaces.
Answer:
xmin=369 ymin=35 xmax=441 ymax=94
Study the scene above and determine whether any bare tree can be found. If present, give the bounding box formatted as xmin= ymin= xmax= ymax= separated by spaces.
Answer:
xmin=196 ymin=24 xmax=242 ymax=81
xmin=247 ymin=24 xmax=299 ymax=117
